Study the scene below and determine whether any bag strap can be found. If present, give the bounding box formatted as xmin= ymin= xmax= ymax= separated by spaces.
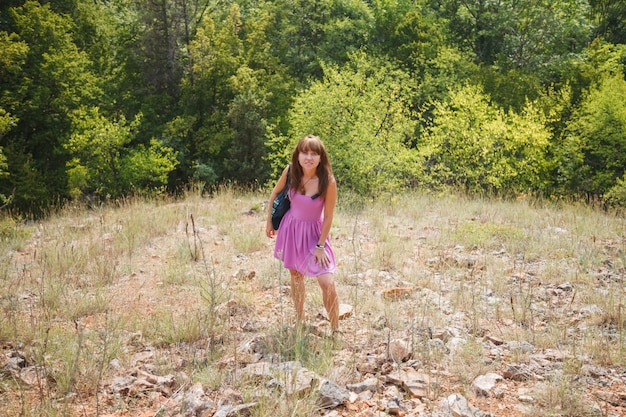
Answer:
xmin=285 ymin=164 xmax=291 ymax=189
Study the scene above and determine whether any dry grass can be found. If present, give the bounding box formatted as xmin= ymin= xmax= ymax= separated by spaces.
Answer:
xmin=0 ymin=189 xmax=625 ymax=416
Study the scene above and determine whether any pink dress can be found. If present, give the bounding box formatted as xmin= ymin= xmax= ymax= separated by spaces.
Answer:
xmin=274 ymin=188 xmax=336 ymax=276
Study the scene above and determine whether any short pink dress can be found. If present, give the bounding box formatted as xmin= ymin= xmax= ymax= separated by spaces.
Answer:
xmin=274 ymin=188 xmax=336 ymax=276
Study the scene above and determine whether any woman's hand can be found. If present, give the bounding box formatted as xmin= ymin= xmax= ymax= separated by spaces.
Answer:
xmin=266 ymin=219 xmax=275 ymax=238
xmin=314 ymin=246 xmax=329 ymax=267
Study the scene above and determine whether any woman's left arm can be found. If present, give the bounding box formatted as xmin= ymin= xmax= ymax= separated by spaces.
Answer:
xmin=318 ymin=177 xmax=337 ymax=246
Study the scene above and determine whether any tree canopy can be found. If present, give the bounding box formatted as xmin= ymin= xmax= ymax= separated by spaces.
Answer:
xmin=1 ymin=0 xmax=625 ymax=215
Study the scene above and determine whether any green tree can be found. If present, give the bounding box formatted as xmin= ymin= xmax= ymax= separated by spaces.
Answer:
xmin=590 ymin=0 xmax=626 ymax=45
xmin=418 ymin=84 xmax=550 ymax=195
xmin=265 ymin=0 xmax=329 ymax=79
xmin=573 ymin=40 xmax=626 ymax=97
xmin=171 ymin=5 xmax=243 ymax=184
xmin=368 ymin=0 xmax=478 ymax=114
xmin=172 ymin=3 xmax=294 ymax=187
xmin=438 ymin=0 xmax=591 ymax=69
xmin=370 ymin=0 xmax=445 ymax=69
xmin=319 ymin=0 xmax=373 ymax=67
xmin=118 ymin=138 xmax=179 ymax=195
xmin=0 ymin=1 xmax=100 ymax=214
xmin=0 ymin=109 xmax=11 ymax=203
xmin=266 ymin=0 xmax=372 ymax=80
xmin=71 ymin=0 xmax=145 ymax=118
xmin=497 ymin=0 xmax=591 ymax=72
xmin=0 ymin=31 xmax=26 ymax=193
xmin=64 ymin=107 xmax=177 ymax=199
xmin=436 ymin=0 xmax=507 ymax=65
xmin=222 ymin=67 xmax=269 ymax=185
xmin=276 ymin=52 xmax=420 ymax=195
xmin=557 ymin=74 xmax=626 ymax=199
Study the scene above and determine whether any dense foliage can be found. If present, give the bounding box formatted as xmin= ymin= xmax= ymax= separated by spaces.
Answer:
xmin=1 ymin=0 xmax=626 ymax=215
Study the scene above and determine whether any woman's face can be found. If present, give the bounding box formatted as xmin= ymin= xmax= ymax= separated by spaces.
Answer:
xmin=298 ymin=149 xmax=321 ymax=171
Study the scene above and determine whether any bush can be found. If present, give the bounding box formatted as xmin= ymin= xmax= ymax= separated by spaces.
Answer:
xmin=604 ymin=176 xmax=626 ymax=209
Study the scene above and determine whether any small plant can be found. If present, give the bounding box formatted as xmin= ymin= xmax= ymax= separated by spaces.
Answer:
xmin=142 ymin=310 xmax=208 ymax=346
xmin=0 ymin=215 xmax=31 ymax=250
xmin=231 ymin=226 xmax=266 ymax=254
xmin=448 ymin=336 xmax=488 ymax=386
xmin=532 ymin=369 xmax=600 ymax=417
xmin=452 ymin=220 xmax=524 ymax=251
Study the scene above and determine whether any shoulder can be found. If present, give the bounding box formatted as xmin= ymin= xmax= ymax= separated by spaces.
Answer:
xmin=282 ymin=164 xmax=291 ymax=179
xmin=327 ymin=175 xmax=337 ymax=194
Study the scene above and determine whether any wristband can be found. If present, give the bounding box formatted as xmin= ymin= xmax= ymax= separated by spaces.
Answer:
xmin=316 ymin=244 xmax=325 ymax=249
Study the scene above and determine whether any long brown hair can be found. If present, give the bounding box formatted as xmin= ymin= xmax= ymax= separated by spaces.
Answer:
xmin=290 ymin=134 xmax=333 ymax=197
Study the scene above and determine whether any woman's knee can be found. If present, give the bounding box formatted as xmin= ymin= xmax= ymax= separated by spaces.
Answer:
xmin=317 ymin=273 xmax=335 ymax=289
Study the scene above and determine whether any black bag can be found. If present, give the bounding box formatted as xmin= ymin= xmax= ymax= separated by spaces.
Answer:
xmin=271 ymin=166 xmax=291 ymax=230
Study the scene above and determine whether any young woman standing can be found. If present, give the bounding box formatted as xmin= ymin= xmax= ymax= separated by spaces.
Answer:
xmin=266 ymin=135 xmax=340 ymax=332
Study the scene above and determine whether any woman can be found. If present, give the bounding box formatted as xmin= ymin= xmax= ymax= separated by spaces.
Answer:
xmin=266 ymin=135 xmax=340 ymax=332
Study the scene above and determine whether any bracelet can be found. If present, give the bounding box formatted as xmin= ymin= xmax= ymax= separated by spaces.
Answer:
xmin=316 ymin=244 xmax=325 ymax=249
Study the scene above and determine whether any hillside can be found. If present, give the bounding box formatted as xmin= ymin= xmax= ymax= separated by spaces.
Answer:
xmin=1 ymin=190 xmax=625 ymax=417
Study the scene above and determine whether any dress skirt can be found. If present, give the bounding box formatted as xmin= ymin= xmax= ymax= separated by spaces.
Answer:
xmin=274 ymin=189 xmax=336 ymax=276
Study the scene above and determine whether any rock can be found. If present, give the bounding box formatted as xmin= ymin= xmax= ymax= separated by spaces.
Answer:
xmin=272 ymin=362 xmax=318 ymax=396
xmin=446 ymin=337 xmax=467 ymax=356
xmin=436 ymin=394 xmax=493 ymax=417
xmin=320 ymin=303 xmax=354 ymax=321
xmin=382 ymin=287 xmax=413 ymax=300
xmin=452 ymin=254 xmax=477 ymax=268
xmin=387 ymin=397 xmax=405 ymax=416
xmin=347 ymin=377 xmax=379 ymax=393
xmin=388 ymin=339 xmax=412 ymax=362
xmin=218 ymin=387 xmax=243 ymax=407
xmin=18 ymin=366 xmax=47 ymax=387
xmin=471 ymin=373 xmax=503 ymax=397
xmin=386 ymin=369 xmax=431 ymax=399
xmin=213 ymin=402 xmax=257 ymax=417
xmin=518 ymin=394 xmax=534 ymax=403
xmin=507 ymin=340 xmax=534 ymax=353
xmin=319 ymin=379 xmax=350 ymax=408
xmin=430 ymin=327 xmax=452 ymax=342
xmin=241 ymin=361 xmax=273 ymax=380
xmin=485 ymin=335 xmax=504 ymax=346
xmin=502 ymin=364 xmax=531 ymax=381
xmin=182 ymin=382 xmax=214 ymax=416
xmin=339 ymin=303 xmax=354 ymax=319
xmin=109 ymin=375 xmax=136 ymax=396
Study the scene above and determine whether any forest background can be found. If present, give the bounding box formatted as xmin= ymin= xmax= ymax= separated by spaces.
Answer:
xmin=1 ymin=0 xmax=626 ymax=216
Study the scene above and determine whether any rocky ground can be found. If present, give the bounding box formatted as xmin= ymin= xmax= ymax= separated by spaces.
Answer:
xmin=1 ymin=193 xmax=626 ymax=417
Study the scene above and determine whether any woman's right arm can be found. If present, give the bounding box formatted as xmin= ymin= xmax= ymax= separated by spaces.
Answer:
xmin=266 ymin=165 xmax=290 ymax=238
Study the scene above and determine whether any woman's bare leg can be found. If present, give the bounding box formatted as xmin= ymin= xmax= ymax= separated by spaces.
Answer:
xmin=289 ymin=270 xmax=306 ymax=323
xmin=316 ymin=273 xmax=339 ymax=330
